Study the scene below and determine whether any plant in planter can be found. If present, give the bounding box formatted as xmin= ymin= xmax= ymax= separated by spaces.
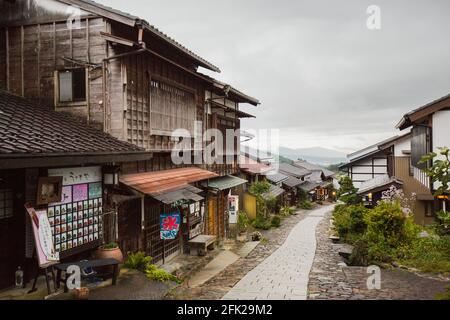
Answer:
xmin=95 ymin=242 xmax=124 ymax=263
xmin=237 ymin=211 xmax=250 ymax=234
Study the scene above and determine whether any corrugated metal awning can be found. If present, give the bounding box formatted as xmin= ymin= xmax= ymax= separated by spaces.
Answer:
xmin=152 ymin=185 xmax=204 ymax=204
xmin=201 ymin=175 xmax=248 ymax=191
xmin=120 ymin=167 xmax=218 ymax=196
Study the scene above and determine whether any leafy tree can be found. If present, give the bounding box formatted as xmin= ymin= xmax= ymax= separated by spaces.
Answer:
xmin=337 ymin=176 xmax=361 ymax=205
xmin=420 ymin=147 xmax=450 ymax=234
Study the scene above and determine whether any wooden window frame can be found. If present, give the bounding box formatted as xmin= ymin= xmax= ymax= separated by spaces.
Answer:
xmin=54 ymin=67 xmax=88 ymax=108
xmin=0 ymin=189 xmax=14 ymax=220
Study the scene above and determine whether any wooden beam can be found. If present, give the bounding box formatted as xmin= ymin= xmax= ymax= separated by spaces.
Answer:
xmin=21 ymin=25 xmax=24 ymax=97
xmin=5 ymin=28 xmax=9 ymax=91
xmin=100 ymin=32 xmax=134 ymax=47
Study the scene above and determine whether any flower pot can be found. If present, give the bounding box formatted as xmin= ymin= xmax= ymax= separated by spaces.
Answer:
xmin=93 ymin=245 xmax=123 ymax=277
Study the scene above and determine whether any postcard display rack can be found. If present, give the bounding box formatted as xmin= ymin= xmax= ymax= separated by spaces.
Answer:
xmin=47 ymin=167 xmax=104 ymax=256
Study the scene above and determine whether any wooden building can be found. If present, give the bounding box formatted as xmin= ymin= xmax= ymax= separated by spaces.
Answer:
xmin=341 ymin=131 xmax=435 ymax=225
xmin=396 ymin=93 xmax=450 ymax=225
xmin=0 ymin=0 xmax=260 ymax=261
xmin=0 ymin=89 xmax=151 ymax=290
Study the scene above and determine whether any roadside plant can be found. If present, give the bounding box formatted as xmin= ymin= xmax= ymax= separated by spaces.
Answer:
xmin=271 ymin=216 xmax=281 ymax=228
xmin=237 ymin=211 xmax=250 ymax=233
xmin=337 ymin=176 xmax=361 ymax=205
xmin=280 ymin=205 xmax=295 ymax=216
xmin=299 ymin=200 xmax=313 ymax=210
xmin=124 ymin=251 xmax=153 ymax=271
xmin=380 ymin=185 xmax=416 ymax=217
xmin=144 ymin=264 xmax=181 ymax=283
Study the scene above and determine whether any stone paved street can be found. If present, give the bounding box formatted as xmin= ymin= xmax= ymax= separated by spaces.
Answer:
xmin=308 ymin=209 xmax=450 ymax=300
xmin=166 ymin=206 xmax=316 ymax=300
xmin=222 ymin=205 xmax=333 ymax=300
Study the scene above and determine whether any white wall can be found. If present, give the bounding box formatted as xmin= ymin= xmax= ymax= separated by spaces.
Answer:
xmin=394 ymin=136 xmax=411 ymax=157
xmin=432 ymin=110 xmax=450 ymax=190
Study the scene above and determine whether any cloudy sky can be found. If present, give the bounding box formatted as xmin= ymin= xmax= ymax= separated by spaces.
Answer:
xmin=99 ymin=0 xmax=450 ymax=154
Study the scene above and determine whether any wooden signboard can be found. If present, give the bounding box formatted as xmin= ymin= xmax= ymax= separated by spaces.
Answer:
xmin=24 ymin=203 xmax=59 ymax=268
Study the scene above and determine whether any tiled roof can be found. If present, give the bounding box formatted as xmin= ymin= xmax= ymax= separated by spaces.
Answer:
xmin=120 ymin=167 xmax=218 ymax=195
xmin=239 ymin=156 xmax=272 ymax=175
xmin=278 ymin=163 xmax=311 ymax=178
xmin=294 ymin=160 xmax=335 ymax=178
xmin=262 ymin=184 xmax=285 ymax=200
xmin=357 ymin=175 xmax=404 ymax=195
xmin=266 ymin=172 xmax=289 ymax=184
xmin=282 ymin=176 xmax=304 ymax=188
xmin=0 ymin=90 xmax=145 ymax=156
xmin=69 ymin=0 xmax=220 ymax=72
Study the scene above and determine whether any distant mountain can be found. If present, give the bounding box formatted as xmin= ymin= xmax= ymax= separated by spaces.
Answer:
xmin=241 ymin=145 xmax=347 ymax=167
xmin=278 ymin=146 xmax=347 ymax=166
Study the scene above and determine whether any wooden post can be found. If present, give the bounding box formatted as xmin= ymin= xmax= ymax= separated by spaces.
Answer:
xmin=5 ymin=28 xmax=9 ymax=91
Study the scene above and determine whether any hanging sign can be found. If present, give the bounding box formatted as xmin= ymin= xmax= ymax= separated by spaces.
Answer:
xmin=160 ymin=212 xmax=181 ymax=240
xmin=228 ymin=195 xmax=239 ymax=224
xmin=25 ymin=203 xmax=59 ymax=268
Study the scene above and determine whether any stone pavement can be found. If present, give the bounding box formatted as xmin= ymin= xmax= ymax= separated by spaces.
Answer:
xmin=187 ymin=250 xmax=240 ymax=288
xmin=308 ymin=209 xmax=450 ymax=300
xmin=166 ymin=206 xmax=316 ymax=300
xmin=222 ymin=205 xmax=334 ymax=300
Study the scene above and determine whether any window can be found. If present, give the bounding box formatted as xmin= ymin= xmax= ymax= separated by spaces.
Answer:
xmin=58 ymin=69 xmax=86 ymax=103
xmin=0 ymin=189 xmax=13 ymax=220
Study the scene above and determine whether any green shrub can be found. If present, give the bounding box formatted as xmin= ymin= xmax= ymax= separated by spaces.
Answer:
xmin=237 ymin=211 xmax=250 ymax=233
xmin=280 ymin=205 xmax=295 ymax=216
xmin=297 ymin=188 xmax=307 ymax=202
xmin=399 ymin=235 xmax=450 ymax=273
xmin=144 ymin=264 xmax=181 ymax=283
xmin=252 ymin=216 xmax=272 ymax=230
xmin=348 ymin=201 xmax=420 ymax=265
xmin=332 ymin=204 xmax=368 ymax=243
xmin=299 ymin=200 xmax=313 ymax=210
xmin=271 ymin=216 xmax=281 ymax=228
xmin=124 ymin=251 xmax=153 ymax=271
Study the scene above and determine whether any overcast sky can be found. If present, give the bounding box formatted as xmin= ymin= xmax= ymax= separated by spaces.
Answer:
xmin=99 ymin=0 xmax=450 ymax=154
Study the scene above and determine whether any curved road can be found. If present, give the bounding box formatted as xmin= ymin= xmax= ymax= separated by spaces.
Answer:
xmin=223 ymin=205 xmax=333 ymax=300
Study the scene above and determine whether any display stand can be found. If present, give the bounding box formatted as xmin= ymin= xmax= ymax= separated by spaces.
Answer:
xmin=27 ymin=249 xmax=57 ymax=295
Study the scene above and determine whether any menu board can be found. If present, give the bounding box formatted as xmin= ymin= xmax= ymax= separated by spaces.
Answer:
xmin=48 ymin=167 xmax=103 ymax=254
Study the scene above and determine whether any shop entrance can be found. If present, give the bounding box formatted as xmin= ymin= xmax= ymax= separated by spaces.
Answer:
xmin=144 ymin=199 xmax=180 ymax=265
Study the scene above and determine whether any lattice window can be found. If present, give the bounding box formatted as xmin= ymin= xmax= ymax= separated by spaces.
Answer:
xmin=150 ymin=80 xmax=196 ymax=136
xmin=0 ymin=189 xmax=13 ymax=219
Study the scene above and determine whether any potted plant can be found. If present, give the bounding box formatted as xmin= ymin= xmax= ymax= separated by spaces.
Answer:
xmin=237 ymin=211 xmax=250 ymax=235
xmin=95 ymin=242 xmax=124 ymax=263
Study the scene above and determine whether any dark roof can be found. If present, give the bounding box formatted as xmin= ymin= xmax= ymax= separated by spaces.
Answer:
xmin=357 ymin=175 xmax=404 ymax=196
xmin=396 ymin=93 xmax=450 ymax=129
xmin=0 ymin=90 xmax=146 ymax=157
xmin=62 ymin=0 xmax=220 ymax=72
xmin=278 ymin=163 xmax=311 ymax=178
xmin=294 ymin=160 xmax=335 ymax=178
xmin=201 ymin=175 xmax=248 ymax=191
xmin=266 ymin=172 xmax=289 ymax=184
xmin=282 ymin=176 xmax=304 ymax=188
xmin=262 ymin=184 xmax=285 ymax=200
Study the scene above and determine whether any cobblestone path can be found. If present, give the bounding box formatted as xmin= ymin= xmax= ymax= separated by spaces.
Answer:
xmin=222 ymin=205 xmax=333 ymax=300
xmin=308 ymin=209 xmax=450 ymax=300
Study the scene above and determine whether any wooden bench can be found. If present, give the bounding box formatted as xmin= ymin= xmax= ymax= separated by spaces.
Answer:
xmin=188 ymin=235 xmax=217 ymax=256
xmin=54 ymin=258 xmax=119 ymax=292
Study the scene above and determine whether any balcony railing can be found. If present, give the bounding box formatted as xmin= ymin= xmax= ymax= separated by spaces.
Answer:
xmin=413 ymin=166 xmax=431 ymax=189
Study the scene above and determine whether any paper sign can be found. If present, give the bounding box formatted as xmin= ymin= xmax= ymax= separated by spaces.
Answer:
xmin=228 ymin=195 xmax=239 ymax=224
xmin=73 ymin=184 xmax=88 ymax=202
xmin=25 ymin=204 xmax=59 ymax=268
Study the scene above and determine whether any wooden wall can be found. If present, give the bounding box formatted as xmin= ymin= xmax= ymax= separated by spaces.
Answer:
xmin=0 ymin=17 xmax=107 ymax=129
